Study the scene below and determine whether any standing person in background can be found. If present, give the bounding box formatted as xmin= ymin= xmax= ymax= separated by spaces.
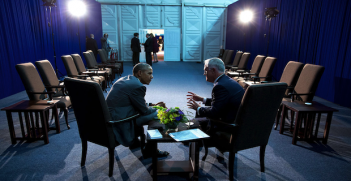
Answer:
xmin=150 ymin=34 xmax=159 ymax=63
xmin=131 ymin=33 xmax=141 ymax=66
xmin=86 ymin=34 xmax=98 ymax=59
xmin=101 ymin=33 xmax=112 ymax=58
xmin=142 ymin=34 xmax=153 ymax=66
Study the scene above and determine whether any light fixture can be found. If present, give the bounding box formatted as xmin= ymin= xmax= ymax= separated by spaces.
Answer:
xmin=240 ymin=10 xmax=253 ymax=23
xmin=68 ymin=0 xmax=86 ymax=17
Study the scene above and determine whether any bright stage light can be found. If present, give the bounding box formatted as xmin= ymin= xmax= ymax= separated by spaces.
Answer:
xmin=240 ymin=10 xmax=253 ymax=23
xmin=68 ymin=0 xmax=86 ymax=17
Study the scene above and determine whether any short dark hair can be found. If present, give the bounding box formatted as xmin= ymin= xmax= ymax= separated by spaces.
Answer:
xmin=134 ymin=33 xmax=139 ymax=36
xmin=133 ymin=63 xmax=151 ymax=75
xmin=104 ymin=33 xmax=108 ymax=37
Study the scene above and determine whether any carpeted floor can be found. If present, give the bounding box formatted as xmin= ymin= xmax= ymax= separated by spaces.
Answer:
xmin=0 ymin=61 xmax=351 ymax=181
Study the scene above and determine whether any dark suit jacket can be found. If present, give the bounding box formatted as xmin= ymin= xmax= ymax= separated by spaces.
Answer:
xmin=106 ymin=75 xmax=155 ymax=146
xmin=198 ymin=75 xmax=245 ymax=123
xmin=131 ymin=37 xmax=141 ymax=52
xmin=144 ymin=37 xmax=153 ymax=52
xmin=86 ymin=38 xmax=98 ymax=56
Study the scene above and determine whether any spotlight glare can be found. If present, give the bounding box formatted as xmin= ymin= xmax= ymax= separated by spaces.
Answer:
xmin=68 ymin=0 xmax=86 ymax=17
xmin=240 ymin=10 xmax=253 ymax=23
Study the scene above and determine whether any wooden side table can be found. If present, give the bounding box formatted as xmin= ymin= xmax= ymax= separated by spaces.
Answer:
xmin=1 ymin=100 xmax=60 ymax=144
xmin=279 ymin=101 xmax=338 ymax=145
xmin=147 ymin=120 xmax=206 ymax=181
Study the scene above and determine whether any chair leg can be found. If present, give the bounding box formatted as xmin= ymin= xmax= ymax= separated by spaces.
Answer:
xmin=139 ymin=127 xmax=146 ymax=151
xmin=108 ymin=148 xmax=115 ymax=177
xmin=229 ymin=150 xmax=235 ymax=181
xmin=63 ymin=108 xmax=70 ymax=129
xmin=202 ymin=140 xmax=208 ymax=161
xmin=260 ymin=145 xmax=266 ymax=172
xmin=275 ymin=106 xmax=282 ymax=130
xmin=81 ymin=139 xmax=87 ymax=167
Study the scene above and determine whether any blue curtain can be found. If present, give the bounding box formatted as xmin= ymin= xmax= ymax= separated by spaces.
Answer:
xmin=0 ymin=0 xmax=102 ymax=100
xmin=226 ymin=0 xmax=351 ymax=107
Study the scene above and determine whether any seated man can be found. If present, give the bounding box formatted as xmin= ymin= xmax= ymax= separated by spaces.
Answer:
xmin=106 ymin=63 xmax=169 ymax=158
xmin=187 ymin=58 xmax=245 ymax=134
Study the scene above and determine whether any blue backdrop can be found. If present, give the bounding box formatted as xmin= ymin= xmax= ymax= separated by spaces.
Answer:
xmin=226 ymin=0 xmax=351 ymax=108
xmin=0 ymin=0 xmax=102 ymax=100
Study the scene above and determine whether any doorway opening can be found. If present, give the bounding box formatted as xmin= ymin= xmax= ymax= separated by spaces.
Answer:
xmin=147 ymin=29 xmax=164 ymax=62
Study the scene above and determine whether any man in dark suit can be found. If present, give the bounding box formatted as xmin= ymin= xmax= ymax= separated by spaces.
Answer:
xmin=86 ymin=34 xmax=98 ymax=59
xmin=187 ymin=58 xmax=245 ymax=133
xmin=106 ymin=63 xmax=169 ymax=158
xmin=131 ymin=33 xmax=141 ymax=66
xmin=143 ymin=34 xmax=153 ymax=66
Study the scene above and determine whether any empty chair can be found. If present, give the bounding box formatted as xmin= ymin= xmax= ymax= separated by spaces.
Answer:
xmin=229 ymin=52 xmax=251 ymax=71
xmin=275 ymin=64 xmax=325 ymax=130
xmin=15 ymin=62 xmax=71 ymax=129
xmin=83 ymin=51 xmax=115 ymax=81
xmin=64 ymin=77 xmax=144 ymax=177
xmin=222 ymin=50 xmax=234 ymax=66
xmin=225 ymin=51 xmax=243 ymax=70
xmin=218 ymin=49 xmax=225 ymax=59
xmin=202 ymin=82 xmax=287 ymax=180
xmin=228 ymin=55 xmax=265 ymax=79
xmin=278 ymin=61 xmax=305 ymax=97
xmin=35 ymin=60 xmax=66 ymax=97
xmin=71 ymin=54 xmax=112 ymax=86
xmin=61 ymin=55 xmax=106 ymax=91
xmin=98 ymin=49 xmax=121 ymax=76
xmin=238 ymin=57 xmax=277 ymax=88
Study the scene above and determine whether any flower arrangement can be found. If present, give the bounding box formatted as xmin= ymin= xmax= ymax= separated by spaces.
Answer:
xmin=153 ymin=106 xmax=189 ymax=128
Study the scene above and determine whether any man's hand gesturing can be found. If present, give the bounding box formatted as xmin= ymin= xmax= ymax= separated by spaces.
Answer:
xmin=186 ymin=92 xmax=204 ymax=102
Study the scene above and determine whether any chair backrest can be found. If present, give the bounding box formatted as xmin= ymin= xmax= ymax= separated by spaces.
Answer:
xmin=71 ymin=54 xmax=87 ymax=73
xmin=35 ymin=60 xmax=59 ymax=92
xmin=223 ymin=50 xmax=234 ymax=65
xmin=250 ymin=55 xmax=266 ymax=74
xmin=232 ymin=51 xmax=243 ymax=67
xmin=221 ymin=50 xmax=229 ymax=62
xmin=279 ymin=61 xmax=304 ymax=96
xmin=15 ymin=63 xmax=46 ymax=100
xmin=218 ymin=49 xmax=225 ymax=58
xmin=237 ymin=52 xmax=251 ymax=69
xmin=98 ymin=49 xmax=108 ymax=63
xmin=64 ymin=77 xmax=116 ymax=148
xmin=233 ymin=82 xmax=287 ymax=151
xmin=61 ymin=55 xmax=79 ymax=76
xmin=294 ymin=64 xmax=325 ymax=102
xmin=258 ymin=57 xmax=277 ymax=81
xmin=83 ymin=51 xmax=96 ymax=69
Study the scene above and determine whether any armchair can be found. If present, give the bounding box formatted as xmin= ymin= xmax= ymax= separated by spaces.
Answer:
xmin=64 ymin=77 xmax=144 ymax=177
xmin=83 ymin=51 xmax=115 ymax=81
xmin=225 ymin=51 xmax=243 ymax=70
xmin=218 ymin=48 xmax=225 ymax=59
xmin=98 ymin=49 xmax=121 ymax=77
xmin=228 ymin=55 xmax=265 ymax=79
xmin=222 ymin=50 xmax=234 ymax=66
xmin=202 ymin=82 xmax=287 ymax=180
xmin=228 ymin=52 xmax=250 ymax=71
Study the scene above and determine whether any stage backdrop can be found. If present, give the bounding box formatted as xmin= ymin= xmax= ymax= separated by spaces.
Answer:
xmin=0 ymin=0 xmax=102 ymax=100
xmin=226 ymin=0 xmax=351 ymax=108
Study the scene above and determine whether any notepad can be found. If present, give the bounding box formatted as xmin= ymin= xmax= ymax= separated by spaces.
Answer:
xmin=169 ymin=129 xmax=209 ymax=142
xmin=147 ymin=129 xmax=163 ymax=139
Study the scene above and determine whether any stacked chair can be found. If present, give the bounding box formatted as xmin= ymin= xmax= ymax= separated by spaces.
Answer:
xmin=228 ymin=55 xmax=266 ymax=80
xmin=98 ymin=49 xmax=121 ymax=77
xmin=15 ymin=62 xmax=71 ymax=129
xmin=237 ymin=57 xmax=277 ymax=89
xmin=61 ymin=55 xmax=107 ymax=91
xmin=64 ymin=77 xmax=145 ymax=177
xmin=201 ymin=83 xmax=288 ymax=180
xmin=71 ymin=54 xmax=112 ymax=87
xmin=225 ymin=51 xmax=243 ymax=70
xmin=83 ymin=51 xmax=115 ymax=81
xmin=275 ymin=64 xmax=325 ymax=130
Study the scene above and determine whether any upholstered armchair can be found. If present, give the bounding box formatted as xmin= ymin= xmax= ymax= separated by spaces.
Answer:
xmin=15 ymin=62 xmax=71 ymax=129
xmin=222 ymin=50 xmax=234 ymax=66
xmin=218 ymin=48 xmax=225 ymax=59
xmin=83 ymin=51 xmax=115 ymax=81
xmin=64 ymin=77 xmax=144 ymax=177
xmin=228 ymin=55 xmax=265 ymax=79
xmin=202 ymin=82 xmax=287 ymax=180
xmin=225 ymin=51 xmax=243 ymax=70
xmin=98 ymin=49 xmax=121 ymax=76
xmin=228 ymin=52 xmax=251 ymax=71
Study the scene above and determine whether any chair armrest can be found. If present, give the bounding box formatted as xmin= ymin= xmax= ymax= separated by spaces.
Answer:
xmin=45 ymin=85 xmax=65 ymax=88
xmin=28 ymin=91 xmax=56 ymax=100
xmin=236 ymin=70 xmax=248 ymax=73
xmin=108 ymin=114 xmax=140 ymax=124
xmin=87 ymin=69 xmax=99 ymax=71
xmin=243 ymin=72 xmax=256 ymax=75
xmin=288 ymin=92 xmax=314 ymax=101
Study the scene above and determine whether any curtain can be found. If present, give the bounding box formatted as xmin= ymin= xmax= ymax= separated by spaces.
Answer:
xmin=226 ymin=0 xmax=351 ymax=107
xmin=0 ymin=0 xmax=102 ymax=100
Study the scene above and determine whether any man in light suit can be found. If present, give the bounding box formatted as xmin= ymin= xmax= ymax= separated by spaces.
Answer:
xmin=187 ymin=58 xmax=245 ymax=133
xmin=106 ymin=63 xmax=169 ymax=158
xmin=131 ymin=33 xmax=141 ymax=66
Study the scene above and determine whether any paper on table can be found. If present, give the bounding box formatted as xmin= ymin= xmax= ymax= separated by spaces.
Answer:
xmin=169 ymin=129 xmax=209 ymax=141
xmin=147 ymin=129 xmax=163 ymax=139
